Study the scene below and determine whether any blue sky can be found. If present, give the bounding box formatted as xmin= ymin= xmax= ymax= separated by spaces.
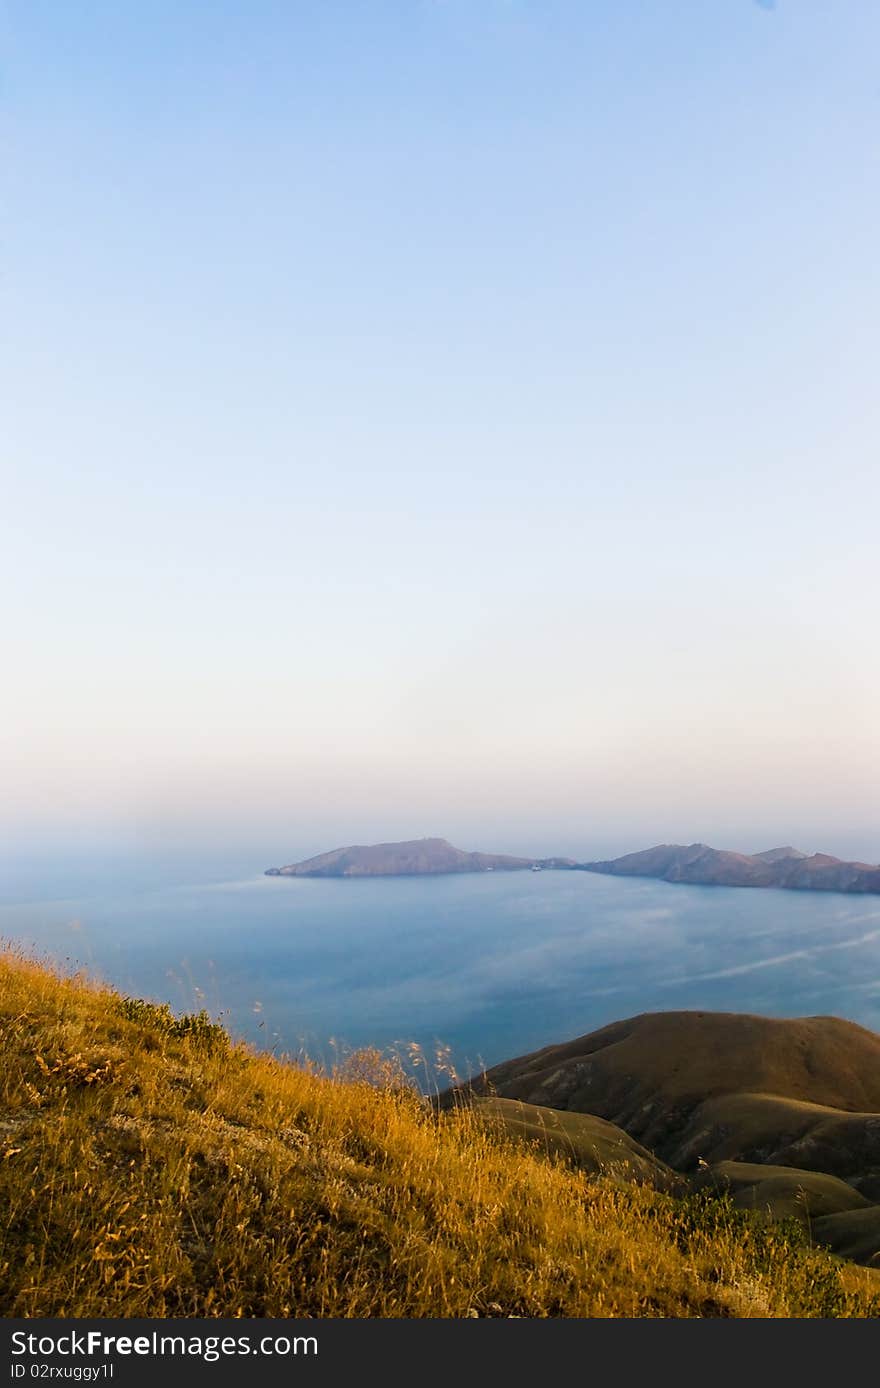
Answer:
xmin=3 ymin=2 xmax=879 ymax=865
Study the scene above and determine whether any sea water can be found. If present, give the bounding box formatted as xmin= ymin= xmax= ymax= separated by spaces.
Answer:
xmin=2 ymin=860 xmax=879 ymax=1078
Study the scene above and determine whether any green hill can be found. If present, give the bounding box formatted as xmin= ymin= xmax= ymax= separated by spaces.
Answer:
xmin=474 ymin=1097 xmax=680 ymax=1192
xmin=691 ymin=1161 xmax=870 ymax=1221
xmin=454 ymin=1009 xmax=880 ymax=1268
xmin=471 ymin=1010 xmax=880 ymax=1135
xmin=0 ymin=950 xmax=877 ymax=1317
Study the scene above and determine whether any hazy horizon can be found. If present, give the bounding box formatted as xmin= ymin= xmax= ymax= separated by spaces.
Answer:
xmin=4 ymin=2 xmax=878 ymax=873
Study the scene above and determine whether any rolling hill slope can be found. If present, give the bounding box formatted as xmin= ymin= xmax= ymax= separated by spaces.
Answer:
xmin=454 ymin=1010 xmax=880 ymax=1266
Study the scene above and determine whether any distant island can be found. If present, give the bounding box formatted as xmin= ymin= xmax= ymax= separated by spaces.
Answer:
xmin=265 ymin=836 xmax=577 ymax=878
xmin=266 ymin=836 xmax=880 ymax=893
xmin=582 ymin=842 xmax=880 ymax=895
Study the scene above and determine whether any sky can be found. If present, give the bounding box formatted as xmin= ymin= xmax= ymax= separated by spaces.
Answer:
xmin=3 ymin=1 xmax=879 ymax=871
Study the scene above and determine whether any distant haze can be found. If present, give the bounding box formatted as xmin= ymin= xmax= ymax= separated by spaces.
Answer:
xmin=2 ymin=3 xmax=878 ymax=873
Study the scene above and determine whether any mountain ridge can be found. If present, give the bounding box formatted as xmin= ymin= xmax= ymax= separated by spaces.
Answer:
xmin=582 ymin=842 xmax=880 ymax=893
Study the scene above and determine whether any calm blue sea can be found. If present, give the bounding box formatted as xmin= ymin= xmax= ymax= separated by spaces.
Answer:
xmin=2 ymin=861 xmax=879 ymax=1078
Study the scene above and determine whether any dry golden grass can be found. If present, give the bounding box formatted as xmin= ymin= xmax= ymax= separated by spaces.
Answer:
xmin=0 ymin=947 xmax=877 ymax=1318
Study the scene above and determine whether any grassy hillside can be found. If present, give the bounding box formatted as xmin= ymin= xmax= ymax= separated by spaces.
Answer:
xmin=0 ymin=949 xmax=877 ymax=1318
xmin=465 ymin=1010 xmax=880 ymax=1166
xmin=474 ymin=1010 xmax=880 ymax=1123
xmin=475 ymin=1097 xmax=680 ymax=1192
